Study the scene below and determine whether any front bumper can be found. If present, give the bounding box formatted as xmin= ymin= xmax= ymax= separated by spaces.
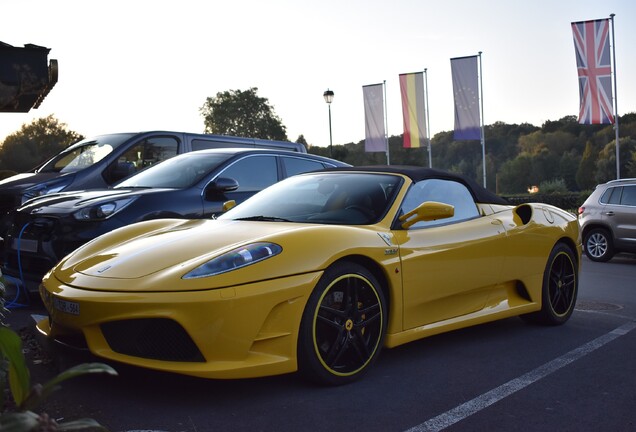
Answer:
xmin=38 ymin=270 xmax=323 ymax=379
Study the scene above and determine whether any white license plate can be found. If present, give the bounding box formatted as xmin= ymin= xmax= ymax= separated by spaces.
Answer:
xmin=53 ymin=297 xmax=80 ymax=316
xmin=12 ymin=238 xmax=38 ymax=253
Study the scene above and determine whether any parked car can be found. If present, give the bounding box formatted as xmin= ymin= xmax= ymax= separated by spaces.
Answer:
xmin=0 ymin=131 xmax=306 ymax=235
xmin=3 ymin=148 xmax=347 ymax=293
xmin=578 ymin=178 xmax=636 ymax=262
xmin=36 ymin=166 xmax=580 ymax=385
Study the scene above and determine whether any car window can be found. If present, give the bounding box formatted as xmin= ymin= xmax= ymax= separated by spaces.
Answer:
xmin=601 ymin=186 xmax=622 ymax=205
xmin=219 ymin=173 xmax=401 ymax=225
xmin=104 ymin=136 xmax=180 ymax=185
xmin=117 ymin=153 xmax=231 ymax=188
xmin=282 ymin=157 xmax=327 ymax=177
xmin=126 ymin=136 xmax=179 ymax=169
xmin=37 ymin=133 xmax=134 ymax=174
xmin=621 ymin=185 xmax=636 ymax=206
xmin=219 ymin=156 xmax=278 ymax=192
xmin=48 ymin=141 xmax=113 ymax=173
xmin=399 ymin=178 xmax=479 ymax=228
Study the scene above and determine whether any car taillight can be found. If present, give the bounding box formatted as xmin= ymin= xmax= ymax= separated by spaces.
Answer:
xmin=578 ymin=206 xmax=585 ymax=215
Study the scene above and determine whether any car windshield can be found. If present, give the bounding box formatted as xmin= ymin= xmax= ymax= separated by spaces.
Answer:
xmin=117 ymin=152 xmax=232 ymax=189
xmin=37 ymin=133 xmax=135 ymax=173
xmin=220 ymin=172 xmax=402 ymax=225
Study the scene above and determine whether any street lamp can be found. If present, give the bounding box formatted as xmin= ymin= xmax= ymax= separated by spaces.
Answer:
xmin=323 ymin=89 xmax=334 ymax=157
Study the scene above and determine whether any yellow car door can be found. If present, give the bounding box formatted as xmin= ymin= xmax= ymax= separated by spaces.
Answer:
xmin=392 ymin=178 xmax=507 ymax=330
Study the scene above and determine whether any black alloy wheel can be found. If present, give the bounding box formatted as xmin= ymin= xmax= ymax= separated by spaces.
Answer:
xmin=524 ymin=243 xmax=578 ymax=325
xmin=298 ymin=261 xmax=386 ymax=386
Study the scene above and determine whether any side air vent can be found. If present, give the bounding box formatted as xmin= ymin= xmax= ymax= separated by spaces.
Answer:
xmin=514 ymin=204 xmax=533 ymax=225
xmin=515 ymin=280 xmax=532 ymax=302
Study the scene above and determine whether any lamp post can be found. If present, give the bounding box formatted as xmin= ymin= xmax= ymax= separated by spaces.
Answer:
xmin=323 ymin=89 xmax=334 ymax=157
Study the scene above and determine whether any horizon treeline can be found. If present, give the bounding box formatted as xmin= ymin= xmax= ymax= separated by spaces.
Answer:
xmin=307 ymin=113 xmax=636 ymax=194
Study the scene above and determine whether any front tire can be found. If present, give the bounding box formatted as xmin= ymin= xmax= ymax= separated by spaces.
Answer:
xmin=525 ymin=243 xmax=578 ymax=325
xmin=298 ymin=262 xmax=387 ymax=386
xmin=584 ymin=228 xmax=614 ymax=262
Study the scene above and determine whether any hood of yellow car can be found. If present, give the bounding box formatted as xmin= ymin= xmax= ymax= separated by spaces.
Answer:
xmin=61 ymin=219 xmax=301 ymax=280
xmin=51 ymin=218 xmax=389 ymax=293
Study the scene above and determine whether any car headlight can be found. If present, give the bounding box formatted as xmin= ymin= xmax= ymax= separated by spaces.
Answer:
xmin=72 ymin=197 xmax=137 ymax=221
xmin=22 ymin=177 xmax=74 ymax=204
xmin=183 ymin=242 xmax=282 ymax=279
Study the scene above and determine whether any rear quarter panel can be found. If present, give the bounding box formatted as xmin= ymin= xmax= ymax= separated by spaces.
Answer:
xmin=497 ymin=204 xmax=580 ymax=301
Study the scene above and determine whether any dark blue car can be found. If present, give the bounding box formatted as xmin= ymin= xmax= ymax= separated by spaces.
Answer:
xmin=3 ymin=148 xmax=348 ymax=294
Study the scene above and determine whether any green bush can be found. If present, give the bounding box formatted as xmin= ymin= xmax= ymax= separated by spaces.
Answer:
xmin=0 ymin=269 xmax=117 ymax=431
xmin=503 ymin=192 xmax=589 ymax=212
xmin=538 ymin=178 xmax=568 ymax=195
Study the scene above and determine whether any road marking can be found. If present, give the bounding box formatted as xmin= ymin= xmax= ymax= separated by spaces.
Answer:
xmin=404 ymin=321 xmax=636 ymax=432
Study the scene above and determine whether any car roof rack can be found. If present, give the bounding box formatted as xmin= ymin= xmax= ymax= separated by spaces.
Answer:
xmin=606 ymin=178 xmax=636 ymax=184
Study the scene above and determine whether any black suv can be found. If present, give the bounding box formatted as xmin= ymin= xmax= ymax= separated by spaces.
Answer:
xmin=3 ymin=148 xmax=348 ymax=293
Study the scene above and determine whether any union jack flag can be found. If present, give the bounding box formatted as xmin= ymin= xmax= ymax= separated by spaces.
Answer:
xmin=571 ymin=18 xmax=614 ymax=124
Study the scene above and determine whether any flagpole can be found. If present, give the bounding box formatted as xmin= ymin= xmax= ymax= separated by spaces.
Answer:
xmin=478 ymin=51 xmax=486 ymax=188
xmin=383 ymin=79 xmax=390 ymax=165
xmin=424 ymin=68 xmax=432 ymax=168
xmin=610 ymin=13 xmax=620 ymax=179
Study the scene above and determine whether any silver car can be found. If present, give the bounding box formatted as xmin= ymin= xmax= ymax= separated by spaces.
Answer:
xmin=578 ymin=178 xmax=636 ymax=262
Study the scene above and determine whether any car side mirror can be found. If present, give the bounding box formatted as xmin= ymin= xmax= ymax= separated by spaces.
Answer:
xmin=205 ymin=177 xmax=239 ymax=200
xmin=399 ymin=201 xmax=454 ymax=229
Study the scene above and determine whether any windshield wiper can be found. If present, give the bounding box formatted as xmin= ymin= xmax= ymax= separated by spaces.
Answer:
xmin=235 ymin=215 xmax=292 ymax=222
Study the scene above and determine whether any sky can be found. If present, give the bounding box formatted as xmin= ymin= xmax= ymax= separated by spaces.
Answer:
xmin=1 ymin=0 xmax=635 ymax=149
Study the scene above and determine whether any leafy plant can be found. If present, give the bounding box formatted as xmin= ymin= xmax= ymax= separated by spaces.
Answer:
xmin=538 ymin=178 xmax=568 ymax=195
xmin=0 ymin=269 xmax=117 ymax=431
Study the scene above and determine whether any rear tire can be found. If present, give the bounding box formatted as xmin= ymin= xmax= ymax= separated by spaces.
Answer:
xmin=584 ymin=228 xmax=614 ymax=262
xmin=524 ymin=243 xmax=578 ymax=325
xmin=298 ymin=262 xmax=386 ymax=386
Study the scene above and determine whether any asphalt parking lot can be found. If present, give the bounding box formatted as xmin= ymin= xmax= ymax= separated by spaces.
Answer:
xmin=3 ymin=254 xmax=636 ymax=432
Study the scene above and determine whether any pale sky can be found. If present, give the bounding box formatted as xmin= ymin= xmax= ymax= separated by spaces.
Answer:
xmin=1 ymin=0 xmax=635 ymax=149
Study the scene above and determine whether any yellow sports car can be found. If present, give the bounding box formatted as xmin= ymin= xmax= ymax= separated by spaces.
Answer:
xmin=37 ymin=166 xmax=581 ymax=385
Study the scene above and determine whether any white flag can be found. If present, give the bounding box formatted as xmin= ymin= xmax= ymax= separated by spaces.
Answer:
xmin=363 ymin=83 xmax=386 ymax=152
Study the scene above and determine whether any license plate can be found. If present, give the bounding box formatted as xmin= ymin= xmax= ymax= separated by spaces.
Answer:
xmin=53 ymin=297 xmax=80 ymax=316
xmin=12 ymin=238 xmax=38 ymax=253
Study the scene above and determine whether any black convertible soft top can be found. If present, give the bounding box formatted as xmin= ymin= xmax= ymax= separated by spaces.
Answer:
xmin=321 ymin=165 xmax=509 ymax=206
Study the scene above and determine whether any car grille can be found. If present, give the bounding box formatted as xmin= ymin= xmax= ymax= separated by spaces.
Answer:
xmin=101 ymin=318 xmax=205 ymax=362
xmin=4 ymin=216 xmax=59 ymax=280
xmin=5 ymin=253 xmax=56 ymax=280
xmin=0 ymin=193 xmax=20 ymax=215
xmin=14 ymin=214 xmax=56 ymax=233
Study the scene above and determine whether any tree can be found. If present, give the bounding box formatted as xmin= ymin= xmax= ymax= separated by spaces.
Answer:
xmin=595 ymin=138 xmax=636 ymax=183
xmin=200 ymin=88 xmax=288 ymax=141
xmin=0 ymin=115 xmax=83 ymax=173
xmin=595 ymin=142 xmax=617 ymax=184
xmin=559 ymin=149 xmax=582 ymax=191
xmin=282 ymin=114 xmax=636 ymax=193
xmin=576 ymin=141 xmax=598 ymax=190
xmin=626 ymin=147 xmax=636 ymax=178
xmin=497 ymin=153 xmax=534 ymax=194
xmin=295 ymin=134 xmax=308 ymax=151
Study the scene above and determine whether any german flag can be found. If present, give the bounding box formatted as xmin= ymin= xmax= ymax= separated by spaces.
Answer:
xmin=399 ymin=72 xmax=426 ymax=148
